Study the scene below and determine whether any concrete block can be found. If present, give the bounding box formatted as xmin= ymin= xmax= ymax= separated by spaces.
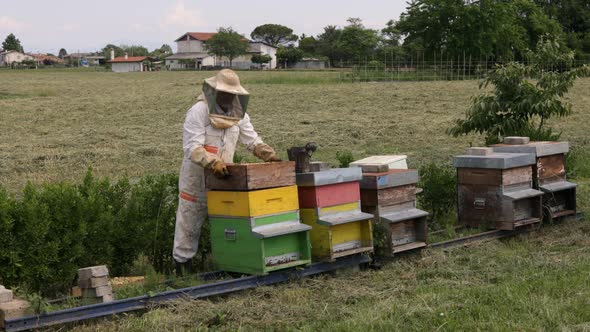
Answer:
xmin=82 ymin=285 xmax=112 ymax=298
xmin=296 ymin=168 xmax=362 ymax=187
xmin=504 ymin=136 xmax=530 ymax=145
xmin=78 ymin=276 xmax=110 ymax=289
xmin=0 ymin=286 xmax=13 ymax=303
xmin=453 ymin=152 xmax=536 ymax=169
xmin=101 ymin=293 xmax=114 ymax=302
xmin=465 ymin=147 xmax=493 ymax=156
xmin=0 ymin=298 xmax=30 ymax=324
xmin=71 ymin=286 xmax=82 ymax=298
xmin=78 ymin=265 xmax=109 ymax=280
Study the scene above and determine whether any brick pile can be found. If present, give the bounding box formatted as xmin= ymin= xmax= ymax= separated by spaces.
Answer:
xmin=77 ymin=266 xmax=114 ymax=303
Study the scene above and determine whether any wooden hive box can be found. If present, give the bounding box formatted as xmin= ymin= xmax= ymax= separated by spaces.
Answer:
xmin=205 ymin=162 xmax=295 ymax=191
xmin=207 ymin=185 xmax=299 ymax=217
xmin=298 ymin=181 xmax=360 ymax=208
xmin=209 ymin=211 xmax=312 ymax=275
xmin=299 ymin=202 xmax=373 ymax=261
xmin=454 ymin=150 xmax=544 ymax=230
xmin=359 ymin=169 xmax=428 ymax=255
xmin=491 ymin=138 xmax=576 ymax=220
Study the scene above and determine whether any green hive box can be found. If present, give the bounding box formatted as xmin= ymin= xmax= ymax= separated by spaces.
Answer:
xmin=209 ymin=211 xmax=312 ymax=275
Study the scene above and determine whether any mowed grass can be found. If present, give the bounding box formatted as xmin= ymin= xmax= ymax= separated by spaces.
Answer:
xmin=65 ymin=218 xmax=590 ymax=332
xmin=1 ymin=70 xmax=589 ymax=192
xmin=1 ymin=70 xmax=590 ymax=330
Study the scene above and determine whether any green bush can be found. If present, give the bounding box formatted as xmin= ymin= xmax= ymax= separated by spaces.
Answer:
xmin=0 ymin=188 xmax=19 ymax=286
xmin=0 ymin=169 xmax=215 ymax=296
xmin=418 ymin=162 xmax=457 ymax=229
xmin=12 ymin=182 xmax=85 ymax=295
xmin=336 ymin=151 xmax=355 ymax=168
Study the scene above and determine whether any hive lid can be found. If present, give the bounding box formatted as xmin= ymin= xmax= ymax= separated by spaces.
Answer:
xmin=502 ymin=188 xmax=543 ymax=200
xmin=252 ymin=221 xmax=311 ymax=239
xmin=453 ymin=152 xmax=536 ymax=169
xmin=491 ymin=141 xmax=569 ymax=157
xmin=539 ymin=181 xmax=577 ymax=193
xmin=317 ymin=210 xmax=374 ymax=226
xmin=350 ymin=155 xmax=408 ymax=171
xmin=380 ymin=208 xmax=429 ymax=224
xmin=360 ymin=169 xmax=420 ymax=189
xmin=296 ymin=167 xmax=362 ymax=187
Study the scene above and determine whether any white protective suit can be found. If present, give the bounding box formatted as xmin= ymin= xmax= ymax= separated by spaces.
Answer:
xmin=172 ymin=93 xmax=274 ymax=263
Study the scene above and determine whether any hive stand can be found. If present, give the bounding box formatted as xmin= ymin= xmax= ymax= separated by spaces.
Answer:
xmin=491 ymin=137 xmax=576 ymax=221
xmin=297 ymin=168 xmax=374 ymax=261
xmin=206 ymin=162 xmax=311 ymax=275
xmin=359 ymin=168 xmax=429 ymax=255
xmin=454 ymin=148 xmax=544 ymax=230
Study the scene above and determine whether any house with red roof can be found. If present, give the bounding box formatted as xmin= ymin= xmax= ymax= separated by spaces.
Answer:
xmin=165 ymin=32 xmax=277 ymax=70
xmin=108 ymin=52 xmax=152 ymax=72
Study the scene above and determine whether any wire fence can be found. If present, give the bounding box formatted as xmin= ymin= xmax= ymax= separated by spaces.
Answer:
xmin=336 ymin=58 xmax=590 ymax=82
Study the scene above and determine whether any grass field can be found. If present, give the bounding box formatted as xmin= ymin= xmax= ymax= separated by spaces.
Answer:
xmin=1 ymin=70 xmax=590 ymax=330
xmin=1 ymin=70 xmax=590 ymax=193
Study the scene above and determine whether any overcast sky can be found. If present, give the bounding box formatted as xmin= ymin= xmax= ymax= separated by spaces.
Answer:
xmin=0 ymin=0 xmax=408 ymax=54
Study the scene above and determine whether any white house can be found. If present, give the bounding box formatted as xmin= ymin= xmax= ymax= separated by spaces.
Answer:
xmin=108 ymin=53 xmax=150 ymax=72
xmin=0 ymin=50 xmax=34 ymax=66
xmin=165 ymin=32 xmax=277 ymax=70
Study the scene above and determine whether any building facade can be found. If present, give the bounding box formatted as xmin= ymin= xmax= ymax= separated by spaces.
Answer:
xmin=109 ymin=54 xmax=150 ymax=72
xmin=0 ymin=50 xmax=34 ymax=66
xmin=165 ymin=32 xmax=277 ymax=70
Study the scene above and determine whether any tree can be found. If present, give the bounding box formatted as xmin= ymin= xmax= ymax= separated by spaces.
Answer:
xmin=534 ymin=0 xmax=590 ymax=56
xmin=159 ymin=44 xmax=173 ymax=54
xmin=251 ymin=54 xmax=273 ymax=67
xmin=298 ymin=34 xmax=317 ymax=55
xmin=58 ymin=48 xmax=68 ymax=59
xmin=337 ymin=18 xmax=379 ymax=62
xmin=250 ymin=24 xmax=298 ymax=47
xmin=448 ymin=36 xmax=590 ymax=144
xmin=102 ymin=44 xmax=123 ymax=60
xmin=150 ymin=44 xmax=173 ymax=60
xmin=205 ymin=27 xmax=250 ymax=67
xmin=316 ymin=25 xmax=344 ymax=66
xmin=2 ymin=33 xmax=23 ymax=52
xmin=276 ymin=46 xmax=304 ymax=68
xmin=396 ymin=0 xmax=562 ymax=60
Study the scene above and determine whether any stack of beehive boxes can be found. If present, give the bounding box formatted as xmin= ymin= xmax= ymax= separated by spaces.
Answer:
xmin=491 ymin=137 xmax=576 ymax=221
xmin=205 ymin=162 xmax=312 ymax=275
xmin=297 ymin=168 xmax=374 ymax=261
xmin=351 ymin=155 xmax=429 ymax=255
xmin=0 ymin=286 xmax=30 ymax=327
xmin=77 ymin=265 xmax=114 ymax=303
xmin=454 ymin=147 xmax=544 ymax=230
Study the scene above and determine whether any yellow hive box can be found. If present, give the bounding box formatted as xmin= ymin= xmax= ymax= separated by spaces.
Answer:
xmin=300 ymin=202 xmax=374 ymax=261
xmin=207 ymin=185 xmax=299 ymax=217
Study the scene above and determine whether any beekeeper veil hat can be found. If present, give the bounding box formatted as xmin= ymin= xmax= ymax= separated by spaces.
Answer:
xmin=198 ymin=69 xmax=250 ymax=128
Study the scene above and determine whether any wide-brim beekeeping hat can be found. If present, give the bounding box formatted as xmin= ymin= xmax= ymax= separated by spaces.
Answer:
xmin=204 ymin=69 xmax=249 ymax=96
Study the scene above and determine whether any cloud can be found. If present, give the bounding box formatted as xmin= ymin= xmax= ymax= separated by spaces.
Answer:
xmin=162 ymin=1 xmax=205 ymax=30
xmin=0 ymin=16 xmax=28 ymax=31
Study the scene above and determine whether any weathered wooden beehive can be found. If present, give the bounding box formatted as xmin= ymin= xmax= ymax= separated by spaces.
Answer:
xmin=205 ymin=162 xmax=311 ymax=275
xmin=297 ymin=168 xmax=374 ymax=261
xmin=454 ymin=147 xmax=544 ymax=230
xmin=491 ymin=137 xmax=576 ymax=221
xmin=356 ymin=160 xmax=428 ymax=255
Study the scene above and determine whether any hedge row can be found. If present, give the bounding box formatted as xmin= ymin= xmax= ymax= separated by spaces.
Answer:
xmin=0 ymin=170 xmax=210 ymax=296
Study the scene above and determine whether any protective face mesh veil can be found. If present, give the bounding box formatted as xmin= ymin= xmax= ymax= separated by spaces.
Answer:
xmin=202 ymin=82 xmax=249 ymax=119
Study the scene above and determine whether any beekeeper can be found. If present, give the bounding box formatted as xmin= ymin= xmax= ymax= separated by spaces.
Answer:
xmin=173 ymin=69 xmax=281 ymax=276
